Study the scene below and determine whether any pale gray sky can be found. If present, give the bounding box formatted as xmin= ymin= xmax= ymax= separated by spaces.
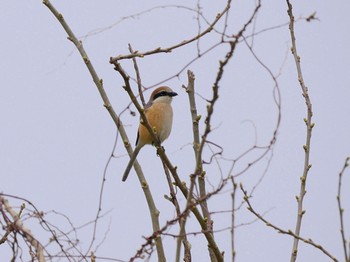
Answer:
xmin=1 ymin=1 xmax=350 ymax=261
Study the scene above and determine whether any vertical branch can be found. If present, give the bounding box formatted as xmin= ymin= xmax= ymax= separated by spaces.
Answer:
xmin=195 ymin=1 xmax=202 ymax=56
xmin=230 ymin=177 xmax=237 ymax=262
xmin=221 ymin=0 xmax=232 ymax=41
xmin=184 ymin=69 xmax=218 ymax=261
xmin=193 ymin=40 xmax=237 ymax=261
xmin=173 ymin=171 xmax=193 ymax=262
xmin=183 ymin=69 xmax=205 ymax=211
xmin=162 ymin=161 xmax=191 ymax=262
xmin=128 ymin=43 xmax=146 ymax=106
xmin=286 ymin=1 xmax=314 ymax=261
xmin=337 ymin=156 xmax=350 ymax=262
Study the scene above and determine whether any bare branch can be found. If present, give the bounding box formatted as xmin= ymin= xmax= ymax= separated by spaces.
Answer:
xmin=337 ymin=156 xmax=350 ymax=262
xmin=230 ymin=177 xmax=237 ymax=262
xmin=109 ymin=2 xmax=232 ymax=62
xmin=128 ymin=43 xmax=146 ymax=107
xmin=286 ymin=1 xmax=315 ymax=261
xmin=0 ymin=197 xmax=45 ymax=262
xmin=240 ymin=184 xmax=338 ymax=262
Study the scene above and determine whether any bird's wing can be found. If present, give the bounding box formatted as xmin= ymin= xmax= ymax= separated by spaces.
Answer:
xmin=135 ymin=101 xmax=152 ymax=146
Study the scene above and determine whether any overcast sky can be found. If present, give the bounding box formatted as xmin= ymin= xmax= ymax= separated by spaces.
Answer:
xmin=1 ymin=1 xmax=350 ymax=261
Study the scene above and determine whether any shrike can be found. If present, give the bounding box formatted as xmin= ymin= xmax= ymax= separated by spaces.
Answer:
xmin=122 ymin=86 xmax=178 ymax=181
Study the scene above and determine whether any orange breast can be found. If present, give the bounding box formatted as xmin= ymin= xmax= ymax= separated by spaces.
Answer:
xmin=138 ymin=102 xmax=173 ymax=146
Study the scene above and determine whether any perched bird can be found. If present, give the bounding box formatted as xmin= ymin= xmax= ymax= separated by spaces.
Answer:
xmin=122 ymin=86 xmax=178 ymax=181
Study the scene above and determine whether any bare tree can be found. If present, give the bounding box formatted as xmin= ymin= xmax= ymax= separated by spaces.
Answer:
xmin=1 ymin=1 xmax=348 ymax=261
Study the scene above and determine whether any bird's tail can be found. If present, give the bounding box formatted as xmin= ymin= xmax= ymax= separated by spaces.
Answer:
xmin=122 ymin=145 xmax=142 ymax=182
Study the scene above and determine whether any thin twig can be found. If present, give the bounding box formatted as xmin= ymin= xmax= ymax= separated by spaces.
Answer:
xmin=337 ymin=156 xmax=350 ymax=262
xmin=240 ymin=184 xmax=338 ymax=262
xmin=1 ymin=193 xmax=83 ymax=261
xmin=0 ymin=197 xmax=46 ymax=262
xmin=286 ymin=1 xmax=315 ymax=261
xmin=109 ymin=3 xmax=232 ymax=62
xmin=162 ymin=161 xmax=191 ymax=262
xmin=131 ymin=174 xmax=234 ymax=262
xmin=230 ymin=177 xmax=237 ymax=262
xmin=128 ymin=44 xmax=146 ymax=106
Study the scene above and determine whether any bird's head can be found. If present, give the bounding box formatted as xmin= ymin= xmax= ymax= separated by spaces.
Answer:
xmin=150 ymin=86 xmax=178 ymax=104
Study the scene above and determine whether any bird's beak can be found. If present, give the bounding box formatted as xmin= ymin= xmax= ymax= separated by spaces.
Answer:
xmin=169 ymin=92 xmax=178 ymax=97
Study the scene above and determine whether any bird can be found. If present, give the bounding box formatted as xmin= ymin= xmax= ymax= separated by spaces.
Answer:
xmin=122 ymin=86 xmax=178 ymax=181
